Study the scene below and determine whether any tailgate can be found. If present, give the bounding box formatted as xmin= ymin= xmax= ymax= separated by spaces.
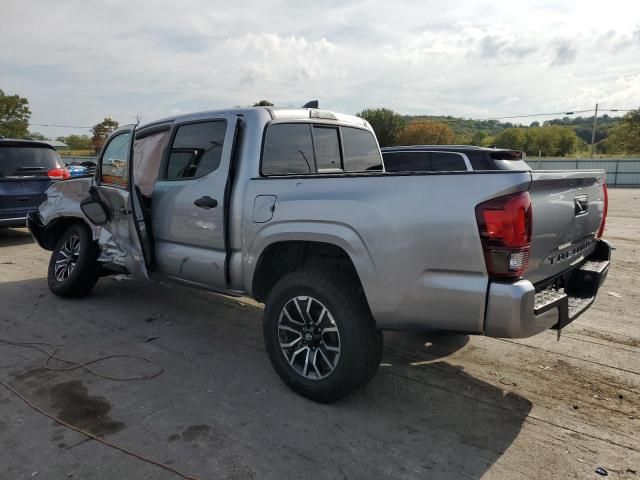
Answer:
xmin=0 ymin=177 xmax=52 ymax=215
xmin=526 ymin=169 xmax=606 ymax=285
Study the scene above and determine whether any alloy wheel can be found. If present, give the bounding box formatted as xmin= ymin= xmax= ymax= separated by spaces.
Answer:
xmin=54 ymin=234 xmax=81 ymax=282
xmin=278 ymin=296 xmax=341 ymax=380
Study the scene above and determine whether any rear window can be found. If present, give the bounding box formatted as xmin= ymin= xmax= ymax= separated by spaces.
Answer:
xmin=430 ymin=152 xmax=467 ymax=171
xmin=467 ymin=153 xmax=495 ymax=170
xmin=313 ymin=126 xmax=341 ymax=171
xmin=383 ymin=151 xmax=466 ymax=172
xmin=0 ymin=146 xmax=61 ymax=177
xmin=262 ymin=124 xmax=315 ymax=175
xmin=490 ymin=150 xmax=523 ymax=160
xmin=382 ymin=151 xmax=428 ymax=172
xmin=342 ymin=127 xmax=382 ymax=172
xmin=262 ymin=123 xmax=382 ymax=175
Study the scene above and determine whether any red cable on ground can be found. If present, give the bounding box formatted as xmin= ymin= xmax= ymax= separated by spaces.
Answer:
xmin=0 ymin=337 xmax=199 ymax=479
xmin=0 ymin=380 xmax=201 ymax=480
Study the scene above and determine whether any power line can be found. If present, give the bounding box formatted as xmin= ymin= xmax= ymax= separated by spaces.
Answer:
xmin=408 ymin=109 xmax=635 ymax=124
xmin=28 ymin=123 xmax=93 ymax=129
xmin=405 ymin=108 xmax=636 ymax=126
xmin=13 ymin=106 xmax=638 ymax=130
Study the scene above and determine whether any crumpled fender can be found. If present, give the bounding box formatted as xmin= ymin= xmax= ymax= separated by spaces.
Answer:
xmin=26 ymin=178 xmax=98 ymax=250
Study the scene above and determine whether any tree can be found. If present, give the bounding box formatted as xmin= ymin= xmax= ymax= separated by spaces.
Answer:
xmin=91 ymin=117 xmax=119 ymax=153
xmin=606 ymin=109 xmax=640 ymax=154
xmin=494 ymin=126 xmax=578 ymax=156
xmin=357 ymin=108 xmax=407 ymax=147
xmin=470 ymin=131 xmax=487 ymax=146
xmin=555 ymin=127 xmax=578 ymax=156
xmin=524 ymin=126 xmax=578 ymax=156
xmin=28 ymin=132 xmax=47 ymax=141
xmin=493 ymin=128 xmax=527 ymax=150
xmin=57 ymin=134 xmax=91 ymax=150
xmin=0 ymin=89 xmax=31 ymax=138
xmin=395 ymin=121 xmax=455 ymax=145
xmin=253 ymin=100 xmax=274 ymax=106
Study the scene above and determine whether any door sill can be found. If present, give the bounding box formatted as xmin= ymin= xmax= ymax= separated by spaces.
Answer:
xmin=148 ymin=271 xmax=246 ymax=297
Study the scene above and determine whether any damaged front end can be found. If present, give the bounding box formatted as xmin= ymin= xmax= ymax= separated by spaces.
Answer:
xmin=27 ymin=178 xmax=99 ymax=251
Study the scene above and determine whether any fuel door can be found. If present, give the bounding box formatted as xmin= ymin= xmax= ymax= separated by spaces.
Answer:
xmin=253 ymin=195 xmax=277 ymax=223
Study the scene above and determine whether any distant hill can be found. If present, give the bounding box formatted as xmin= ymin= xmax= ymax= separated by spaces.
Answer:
xmin=401 ymin=114 xmax=623 ymax=146
xmin=543 ymin=114 xmax=621 ymax=143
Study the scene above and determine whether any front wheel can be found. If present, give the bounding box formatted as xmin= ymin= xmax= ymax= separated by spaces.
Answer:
xmin=263 ymin=269 xmax=383 ymax=403
xmin=47 ymin=223 xmax=100 ymax=298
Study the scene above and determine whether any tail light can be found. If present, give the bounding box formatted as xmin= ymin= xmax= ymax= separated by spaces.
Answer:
xmin=596 ymin=182 xmax=608 ymax=238
xmin=476 ymin=191 xmax=532 ymax=279
xmin=47 ymin=167 xmax=70 ymax=180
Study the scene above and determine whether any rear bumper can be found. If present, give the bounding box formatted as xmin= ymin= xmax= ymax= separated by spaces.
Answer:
xmin=0 ymin=216 xmax=27 ymax=227
xmin=484 ymin=239 xmax=611 ymax=338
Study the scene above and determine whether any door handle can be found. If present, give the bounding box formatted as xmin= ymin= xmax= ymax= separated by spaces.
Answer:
xmin=194 ymin=196 xmax=218 ymax=209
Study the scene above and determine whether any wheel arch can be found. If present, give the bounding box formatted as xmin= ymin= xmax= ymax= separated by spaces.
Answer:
xmin=249 ymin=230 xmax=378 ymax=308
xmin=30 ymin=214 xmax=95 ymax=251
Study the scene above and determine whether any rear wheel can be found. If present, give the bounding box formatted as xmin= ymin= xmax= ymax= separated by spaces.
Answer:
xmin=47 ymin=223 xmax=100 ymax=298
xmin=263 ymin=269 xmax=383 ymax=403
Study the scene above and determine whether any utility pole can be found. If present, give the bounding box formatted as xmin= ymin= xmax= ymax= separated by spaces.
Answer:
xmin=590 ymin=103 xmax=599 ymax=158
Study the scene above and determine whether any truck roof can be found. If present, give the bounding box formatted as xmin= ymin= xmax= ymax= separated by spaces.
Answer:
xmin=140 ymin=107 xmax=369 ymax=131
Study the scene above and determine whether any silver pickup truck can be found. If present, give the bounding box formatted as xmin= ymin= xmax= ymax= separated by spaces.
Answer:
xmin=27 ymin=107 xmax=611 ymax=402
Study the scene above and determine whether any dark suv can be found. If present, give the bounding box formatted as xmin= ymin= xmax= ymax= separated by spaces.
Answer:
xmin=0 ymin=139 xmax=69 ymax=228
xmin=381 ymin=145 xmax=530 ymax=172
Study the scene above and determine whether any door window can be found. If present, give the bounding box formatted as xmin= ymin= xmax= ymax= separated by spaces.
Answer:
xmin=165 ymin=121 xmax=226 ymax=180
xmin=132 ymin=129 xmax=170 ymax=196
xmin=100 ymin=132 xmax=131 ymax=187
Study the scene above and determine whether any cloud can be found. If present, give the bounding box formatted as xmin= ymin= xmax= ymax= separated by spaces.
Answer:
xmin=479 ymin=35 xmax=537 ymax=60
xmin=551 ymin=40 xmax=578 ymax=65
xmin=0 ymin=0 xmax=638 ymax=138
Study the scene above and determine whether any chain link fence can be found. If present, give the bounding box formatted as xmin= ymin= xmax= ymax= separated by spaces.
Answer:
xmin=525 ymin=158 xmax=640 ymax=187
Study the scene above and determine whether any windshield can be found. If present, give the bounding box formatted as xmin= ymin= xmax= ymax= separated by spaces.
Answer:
xmin=0 ymin=146 xmax=62 ymax=177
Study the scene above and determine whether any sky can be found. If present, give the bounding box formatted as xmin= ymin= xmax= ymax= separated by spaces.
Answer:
xmin=1 ymin=0 xmax=639 ymax=139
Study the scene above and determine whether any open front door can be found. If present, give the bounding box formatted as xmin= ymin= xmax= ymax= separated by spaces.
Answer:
xmin=91 ymin=125 xmax=150 ymax=279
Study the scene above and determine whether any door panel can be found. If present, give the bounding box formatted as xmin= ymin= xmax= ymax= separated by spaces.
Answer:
xmin=151 ymin=116 xmax=237 ymax=288
xmin=94 ymin=127 xmax=149 ymax=279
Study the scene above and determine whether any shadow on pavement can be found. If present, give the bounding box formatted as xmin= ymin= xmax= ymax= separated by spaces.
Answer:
xmin=0 ymin=276 xmax=531 ymax=480
xmin=0 ymin=228 xmax=34 ymax=248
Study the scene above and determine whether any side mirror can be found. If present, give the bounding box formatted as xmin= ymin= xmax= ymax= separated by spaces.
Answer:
xmin=81 ymin=201 xmax=109 ymax=225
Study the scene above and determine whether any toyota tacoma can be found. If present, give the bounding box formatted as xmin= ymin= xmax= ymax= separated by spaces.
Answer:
xmin=27 ymin=106 xmax=611 ymax=402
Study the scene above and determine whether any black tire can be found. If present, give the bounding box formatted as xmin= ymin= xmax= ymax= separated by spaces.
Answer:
xmin=47 ymin=223 xmax=100 ymax=298
xmin=263 ymin=268 xmax=383 ymax=403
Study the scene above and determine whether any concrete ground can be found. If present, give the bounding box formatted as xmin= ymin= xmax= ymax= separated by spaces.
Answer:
xmin=0 ymin=188 xmax=639 ymax=480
